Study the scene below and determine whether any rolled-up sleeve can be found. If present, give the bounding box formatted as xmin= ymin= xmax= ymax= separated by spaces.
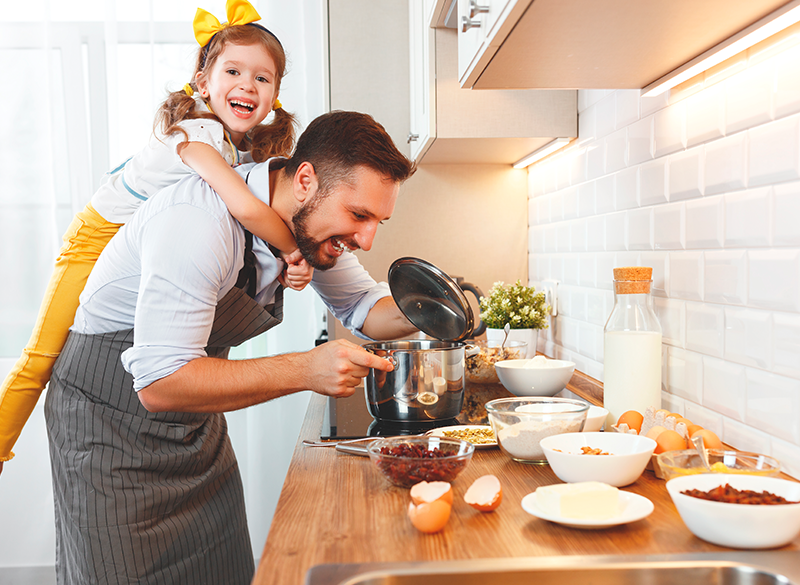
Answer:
xmin=121 ymin=200 xmax=240 ymax=390
xmin=310 ymin=252 xmax=391 ymax=340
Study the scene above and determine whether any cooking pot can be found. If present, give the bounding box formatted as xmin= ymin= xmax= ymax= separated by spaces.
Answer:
xmin=363 ymin=258 xmax=483 ymax=423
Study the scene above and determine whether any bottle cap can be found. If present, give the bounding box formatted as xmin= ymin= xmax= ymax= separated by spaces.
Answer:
xmin=613 ymin=266 xmax=652 ymax=294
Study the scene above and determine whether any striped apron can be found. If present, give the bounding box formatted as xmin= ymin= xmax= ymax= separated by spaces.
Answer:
xmin=45 ymin=234 xmax=283 ymax=585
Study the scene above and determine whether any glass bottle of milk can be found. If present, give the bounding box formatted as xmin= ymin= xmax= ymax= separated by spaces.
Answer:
xmin=603 ymin=267 xmax=662 ymax=429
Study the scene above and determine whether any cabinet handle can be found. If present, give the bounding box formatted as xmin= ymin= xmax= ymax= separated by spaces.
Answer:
xmin=469 ymin=0 xmax=489 ymax=18
xmin=407 ymin=133 xmax=419 ymax=143
xmin=461 ymin=15 xmax=482 ymax=32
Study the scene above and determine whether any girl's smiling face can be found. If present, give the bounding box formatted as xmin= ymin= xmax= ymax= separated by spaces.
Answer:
xmin=196 ymin=41 xmax=279 ymax=147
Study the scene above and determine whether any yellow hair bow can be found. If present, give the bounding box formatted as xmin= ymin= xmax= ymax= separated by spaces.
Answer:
xmin=193 ymin=0 xmax=262 ymax=47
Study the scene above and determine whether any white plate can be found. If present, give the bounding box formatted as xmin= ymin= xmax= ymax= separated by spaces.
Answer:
xmin=521 ymin=490 xmax=654 ymax=529
xmin=427 ymin=425 xmax=497 ymax=449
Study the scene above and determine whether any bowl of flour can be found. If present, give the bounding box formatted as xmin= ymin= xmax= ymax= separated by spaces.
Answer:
xmin=485 ymin=397 xmax=589 ymax=464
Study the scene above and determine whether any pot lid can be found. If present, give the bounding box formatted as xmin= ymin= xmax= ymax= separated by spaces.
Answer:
xmin=388 ymin=257 xmax=475 ymax=342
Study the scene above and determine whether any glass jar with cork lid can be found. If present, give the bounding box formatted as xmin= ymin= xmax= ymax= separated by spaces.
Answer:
xmin=603 ymin=267 xmax=663 ymax=429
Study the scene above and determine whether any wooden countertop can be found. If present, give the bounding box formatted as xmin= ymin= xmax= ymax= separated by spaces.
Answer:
xmin=253 ymin=372 xmax=798 ymax=585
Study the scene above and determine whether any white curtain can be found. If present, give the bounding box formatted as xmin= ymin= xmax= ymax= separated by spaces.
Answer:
xmin=0 ymin=0 xmax=327 ymax=578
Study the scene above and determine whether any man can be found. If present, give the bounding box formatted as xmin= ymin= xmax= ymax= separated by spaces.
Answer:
xmin=44 ymin=111 xmax=418 ymax=585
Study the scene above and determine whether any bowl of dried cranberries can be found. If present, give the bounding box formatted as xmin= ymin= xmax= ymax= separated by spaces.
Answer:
xmin=367 ymin=436 xmax=474 ymax=488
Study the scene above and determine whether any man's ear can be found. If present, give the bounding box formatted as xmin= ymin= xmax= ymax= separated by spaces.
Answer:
xmin=293 ymin=161 xmax=317 ymax=203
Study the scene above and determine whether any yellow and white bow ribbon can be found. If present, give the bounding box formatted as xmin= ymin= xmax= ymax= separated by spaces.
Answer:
xmin=193 ymin=0 xmax=262 ymax=47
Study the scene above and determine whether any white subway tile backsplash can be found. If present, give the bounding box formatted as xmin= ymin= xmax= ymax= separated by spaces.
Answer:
xmin=670 ymin=252 xmax=704 ymax=301
xmin=773 ymin=181 xmax=800 ymax=246
xmin=605 ymin=211 xmax=627 ymax=251
xmin=772 ymin=439 xmax=800 ymax=481
xmin=586 ymin=287 xmax=611 ymax=326
xmin=627 ymin=116 xmax=653 ymax=166
xmin=562 ymin=187 xmax=579 ymax=220
xmin=683 ymin=402 xmax=724 ymax=436
xmin=639 ymin=159 xmax=668 ymax=206
xmin=586 ymin=216 xmax=605 ymax=252
xmin=748 ymin=249 xmax=800 ymax=312
xmin=724 ymin=307 xmax=772 ymax=369
xmin=703 ymin=356 xmax=747 ymax=421
xmin=596 ymin=253 xmax=616 ymax=290
xmin=616 ymin=90 xmax=640 ymax=130
xmin=562 ymin=67 xmax=800 ymax=455
xmin=685 ymin=196 xmax=724 ymax=249
xmin=578 ymin=181 xmax=596 ymax=217
xmin=722 ymin=418 xmax=773 ymax=456
xmin=654 ymin=101 xmax=687 ymax=158
xmin=745 ymin=368 xmax=800 ymax=444
xmin=773 ymin=45 xmax=800 ymax=119
xmin=595 ymin=175 xmax=616 ymax=215
xmin=579 ymin=254 xmax=596 ymax=287
xmin=669 ymin=148 xmax=704 ymax=201
xmin=667 ymin=347 xmax=703 ymax=402
xmin=704 ymin=132 xmax=747 ymax=195
xmin=654 ymin=296 xmax=685 ymax=347
xmin=654 ymin=202 xmax=684 ymax=250
xmin=543 ymin=224 xmax=557 ymax=253
xmin=748 ymin=115 xmax=800 ymax=186
xmin=528 ymin=166 xmax=545 ymax=197
xmin=724 ymin=187 xmax=771 ymax=247
xmin=686 ymin=301 xmax=724 ymax=356
xmin=571 ymin=219 xmax=587 ymax=252
xmin=605 ymin=129 xmax=627 ymax=174
xmin=704 ymin=250 xmax=747 ymax=305
xmin=627 ymin=207 xmax=653 ymax=251
xmin=685 ymin=82 xmax=726 ymax=147
xmin=773 ymin=312 xmax=800 ymax=379
xmin=615 ymin=167 xmax=638 ymax=211
xmin=726 ymin=59 xmax=775 ymax=135
xmin=586 ymin=142 xmax=606 ymax=180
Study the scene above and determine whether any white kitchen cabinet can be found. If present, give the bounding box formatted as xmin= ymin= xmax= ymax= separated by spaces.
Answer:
xmin=408 ymin=0 xmax=577 ymax=165
xmin=453 ymin=0 xmax=793 ymax=90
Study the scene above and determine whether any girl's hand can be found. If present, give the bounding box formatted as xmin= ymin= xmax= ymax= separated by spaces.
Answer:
xmin=279 ymin=250 xmax=314 ymax=291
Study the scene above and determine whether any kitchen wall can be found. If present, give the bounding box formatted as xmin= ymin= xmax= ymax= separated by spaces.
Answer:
xmin=528 ymin=41 xmax=800 ymax=478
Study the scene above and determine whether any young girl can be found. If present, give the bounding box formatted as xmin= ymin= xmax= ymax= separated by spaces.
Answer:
xmin=0 ymin=0 xmax=310 ymax=470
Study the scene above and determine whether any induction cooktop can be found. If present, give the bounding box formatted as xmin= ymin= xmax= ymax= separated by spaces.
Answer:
xmin=319 ymin=388 xmax=458 ymax=440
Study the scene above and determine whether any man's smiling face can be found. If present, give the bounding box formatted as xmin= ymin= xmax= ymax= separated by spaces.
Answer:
xmin=291 ymin=165 xmax=398 ymax=270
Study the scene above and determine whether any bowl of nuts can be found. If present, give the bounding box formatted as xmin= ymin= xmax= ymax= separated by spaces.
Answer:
xmin=367 ymin=436 xmax=474 ymax=488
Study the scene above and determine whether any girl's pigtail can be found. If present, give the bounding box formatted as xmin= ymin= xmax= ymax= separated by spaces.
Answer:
xmin=249 ymin=107 xmax=298 ymax=162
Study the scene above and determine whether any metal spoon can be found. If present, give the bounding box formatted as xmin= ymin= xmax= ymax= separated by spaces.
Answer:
xmin=691 ymin=434 xmax=713 ymax=471
xmin=501 ymin=323 xmax=510 ymax=351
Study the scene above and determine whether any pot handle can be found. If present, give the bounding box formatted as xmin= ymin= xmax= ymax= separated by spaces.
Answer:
xmin=458 ymin=281 xmax=487 ymax=338
xmin=365 ymin=348 xmax=397 ymax=370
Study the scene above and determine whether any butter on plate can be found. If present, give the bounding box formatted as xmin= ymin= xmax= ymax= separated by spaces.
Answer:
xmin=536 ymin=482 xmax=619 ymax=519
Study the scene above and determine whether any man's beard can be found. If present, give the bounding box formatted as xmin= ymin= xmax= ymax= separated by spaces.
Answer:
xmin=292 ymin=195 xmax=339 ymax=271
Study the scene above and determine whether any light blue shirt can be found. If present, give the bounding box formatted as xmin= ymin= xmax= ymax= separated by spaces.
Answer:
xmin=73 ymin=158 xmax=391 ymax=391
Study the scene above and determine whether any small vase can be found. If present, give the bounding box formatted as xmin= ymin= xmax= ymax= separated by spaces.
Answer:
xmin=485 ymin=328 xmax=538 ymax=359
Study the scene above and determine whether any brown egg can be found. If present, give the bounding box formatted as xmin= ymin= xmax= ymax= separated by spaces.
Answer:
xmin=654 ymin=430 xmax=687 ymax=453
xmin=673 ymin=417 xmax=692 ymax=427
xmin=617 ymin=410 xmax=644 ymax=433
xmin=407 ymin=499 xmax=451 ymax=533
xmin=645 ymin=425 xmax=667 ymax=440
xmin=691 ymin=428 xmax=723 ymax=450
xmin=464 ymin=475 xmax=503 ymax=512
xmin=685 ymin=423 xmax=703 ymax=436
xmin=409 ymin=481 xmax=453 ymax=507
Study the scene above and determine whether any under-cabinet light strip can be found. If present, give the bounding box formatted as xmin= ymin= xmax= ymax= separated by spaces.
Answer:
xmin=642 ymin=0 xmax=800 ymax=98
xmin=513 ymin=137 xmax=572 ymax=169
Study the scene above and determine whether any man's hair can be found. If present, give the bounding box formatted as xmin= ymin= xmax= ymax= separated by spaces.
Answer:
xmin=283 ymin=110 xmax=415 ymax=193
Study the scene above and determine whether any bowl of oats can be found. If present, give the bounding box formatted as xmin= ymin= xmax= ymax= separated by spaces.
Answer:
xmin=427 ymin=425 xmax=497 ymax=449
xmin=465 ymin=340 xmax=527 ymax=385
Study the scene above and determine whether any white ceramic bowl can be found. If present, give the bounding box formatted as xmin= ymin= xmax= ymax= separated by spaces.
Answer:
xmin=494 ymin=358 xmax=576 ymax=397
xmin=540 ymin=432 xmax=657 ymax=487
xmin=583 ymin=406 xmax=609 ymax=432
xmin=666 ymin=474 xmax=800 ymax=549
